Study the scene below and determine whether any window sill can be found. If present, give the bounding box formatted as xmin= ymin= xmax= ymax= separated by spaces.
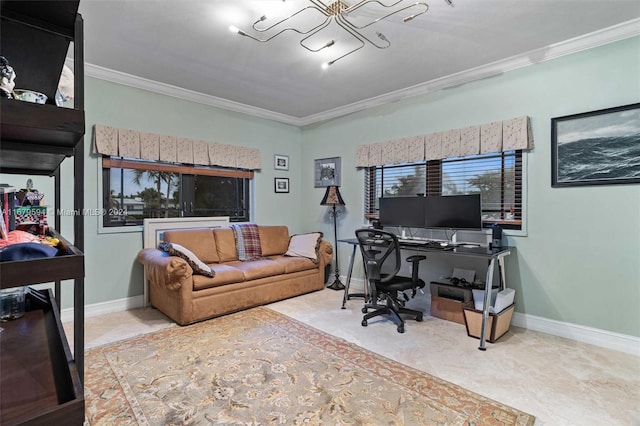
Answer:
xmin=97 ymin=221 xmax=143 ymax=235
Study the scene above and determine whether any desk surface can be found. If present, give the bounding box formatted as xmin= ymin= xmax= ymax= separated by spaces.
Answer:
xmin=338 ymin=238 xmax=514 ymax=259
xmin=339 ymin=236 xmax=514 ymax=350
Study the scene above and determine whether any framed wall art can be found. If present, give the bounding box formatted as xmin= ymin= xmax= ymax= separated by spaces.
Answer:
xmin=551 ymin=103 xmax=640 ymax=187
xmin=274 ymin=154 xmax=289 ymax=170
xmin=274 ymin=177 xmax=289 ymax=193
xmin=314 ymin=157 xmax=341 ymax=187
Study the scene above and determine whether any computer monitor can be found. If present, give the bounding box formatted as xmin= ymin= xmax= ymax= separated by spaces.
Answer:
xmin=378 ymin=196 xmax=426 ymax=228
xmin=424 ymin=194 xmax=482 ymax=230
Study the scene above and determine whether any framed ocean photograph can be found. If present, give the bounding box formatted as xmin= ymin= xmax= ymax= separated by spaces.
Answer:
xmin=551 ymin=103 xmax=640 ymax=187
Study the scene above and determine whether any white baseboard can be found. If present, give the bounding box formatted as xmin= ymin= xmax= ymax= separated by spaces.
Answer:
xmin=61 ymin=295 xmax=144 ymax=324
xmin=348 ymin=277 xmax=640 ymax=356
xmin=511 ymin=312 xmax=640 ymax=356
xmin=62 ymin=287 xmax=640 ymax=356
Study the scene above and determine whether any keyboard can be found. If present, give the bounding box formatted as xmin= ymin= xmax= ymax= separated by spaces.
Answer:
xmin=398 ymin=239 xmax=450 ymax=249
xmin=397 ymin=238 xmax=427 ymax=244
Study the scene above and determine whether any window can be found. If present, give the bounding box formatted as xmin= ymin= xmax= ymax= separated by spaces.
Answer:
xmin=365 ymin=150 xmax=522 ymax=229
xmin=102 ymin=157 xmax=251 ymax=227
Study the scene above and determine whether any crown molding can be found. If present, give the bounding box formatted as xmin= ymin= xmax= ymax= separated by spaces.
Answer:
xmin=297 ymin=18 xmax=640 ymax=126
xmin=83 ymin=63 xmax=302 ymax=126
xmin=83 ymin=19 xmax=640 ymax=128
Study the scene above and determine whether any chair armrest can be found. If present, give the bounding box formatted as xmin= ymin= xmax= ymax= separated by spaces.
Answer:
xmin=136 ymin=248 xmax=193 ymax=291
xmin=405 ymin=255 xmax=426 ymax=288
xmin=365 ymin=259 xmax=381 ymax=281
xmin=406 ymin=255 xmax=426 ymax=263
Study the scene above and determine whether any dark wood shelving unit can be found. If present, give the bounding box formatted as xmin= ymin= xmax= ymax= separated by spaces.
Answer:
xmin=0 ymin=289 xmax=84 ymax=426
xmin=0 ymin=230 xmax=84 ymax=288
xmin=0 ymin=99 xmax=84 ymax=144
xmin=1 ymin=1 xmax=85 ymax=424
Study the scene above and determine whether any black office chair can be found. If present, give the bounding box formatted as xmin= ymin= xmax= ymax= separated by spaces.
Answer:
xmin=355 ymin=228 xmax=426 ymax=333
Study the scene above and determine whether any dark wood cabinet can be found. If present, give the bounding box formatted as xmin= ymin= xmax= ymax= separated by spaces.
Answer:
xmin=1 ymin=289 xmax=84 ymax=426
xmin=1 ymin=1 xmax=85 ymax=424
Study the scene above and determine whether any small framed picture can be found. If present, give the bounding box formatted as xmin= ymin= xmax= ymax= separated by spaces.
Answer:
xmin=274 ymin=154 xmax=289 ymax=171
xmin=274 ymin=178 xmax=289 ymax=193
xmin=314 ymin=157 xmax=341 ymax=187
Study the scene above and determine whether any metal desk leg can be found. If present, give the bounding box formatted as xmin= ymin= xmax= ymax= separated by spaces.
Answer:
xmin=341 ymin=244 xmax=358 ymax=309
xmin=498 ymin=255 xmax=507 ymax=290
xmin=478 ymin=258 xmax=496 ymax=351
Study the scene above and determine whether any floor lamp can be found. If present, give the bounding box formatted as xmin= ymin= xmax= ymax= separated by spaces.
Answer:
xmin=320 ymin=185 xmax=345 ymax=291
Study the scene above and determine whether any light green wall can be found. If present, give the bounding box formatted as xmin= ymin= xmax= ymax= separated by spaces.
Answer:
xmin=302 ymin=36 xmax=640 ymax=336
xmin=81 ymin=78 xmax=303 ymax=305
xmin=5 ymin=37 xmax=636 ymax=337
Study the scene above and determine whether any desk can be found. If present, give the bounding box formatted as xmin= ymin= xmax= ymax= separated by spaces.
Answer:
xmin=338 ymin=238 xmax=514 ymax=351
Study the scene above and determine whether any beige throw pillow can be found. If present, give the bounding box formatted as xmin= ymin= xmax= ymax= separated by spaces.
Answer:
xmin=285 ymin=232 xmax=323 ymax=263
xmin=158 ymin=242 xmax=214 ymax=277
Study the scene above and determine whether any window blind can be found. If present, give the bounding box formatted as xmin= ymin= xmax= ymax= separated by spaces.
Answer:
xmin=364 ymin=151 xmax=522 ymax=229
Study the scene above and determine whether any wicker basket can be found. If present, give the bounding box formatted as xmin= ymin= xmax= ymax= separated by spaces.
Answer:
xmin=463 ymin=302 xmax=514 ymax=343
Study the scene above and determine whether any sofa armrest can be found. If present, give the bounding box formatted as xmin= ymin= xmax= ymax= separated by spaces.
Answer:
xmin=136 ymin=248 xmax=193 ymax=291
xmin=318 ymin=240 xmax=333 ymax=268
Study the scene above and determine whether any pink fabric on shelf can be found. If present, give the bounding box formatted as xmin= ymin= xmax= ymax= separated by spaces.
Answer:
xmin=0 ymin=230 xmax=39 ymax=249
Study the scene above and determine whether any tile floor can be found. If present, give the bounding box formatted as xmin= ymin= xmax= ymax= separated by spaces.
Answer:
xmin=66 ymin=288 xmax=640 ymax=426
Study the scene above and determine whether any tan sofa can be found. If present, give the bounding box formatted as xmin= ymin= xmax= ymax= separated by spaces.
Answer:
xmin=137 ymin=225 xmax=333 ymax=325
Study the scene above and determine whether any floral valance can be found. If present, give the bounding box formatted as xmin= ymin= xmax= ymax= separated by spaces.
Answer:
xmin=93 ymin=125 xmax=262 ymax=170
xmin=355 ymin=116 xmax=533 ymax=168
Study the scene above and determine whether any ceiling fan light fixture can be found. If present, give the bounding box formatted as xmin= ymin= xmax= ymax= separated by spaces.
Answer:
xmin=232 ymin=0 xmax=450 ymax=66
xmin=321 ymin=60 xmax=335 ymax=69
xmin=403 ymin=13 xmax=418 ymax=22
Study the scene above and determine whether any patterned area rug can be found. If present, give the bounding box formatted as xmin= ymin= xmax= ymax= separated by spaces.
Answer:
xmin=85 ymin=307 xmax=535 ymax=425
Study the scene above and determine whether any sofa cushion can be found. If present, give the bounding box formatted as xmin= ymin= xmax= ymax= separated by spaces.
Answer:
xmin=162 ymin=228 xmax=219 ymax=263
xmin=231 ymin=259 xmax=286 ymax=281
xmin=285 ymin=232 xmax=323 ymax=263
xmin=192 ymin=264 xmax=245 ymax=290
xmin=158 ymin=242 xmax=214 ymax=277
xmin=269 ymin=255 xmax=317 ymax=274
xmin=213 ymin=228 xmax=238 ymax=262
xmin=259 ymin=226 xmax=290 ymax=256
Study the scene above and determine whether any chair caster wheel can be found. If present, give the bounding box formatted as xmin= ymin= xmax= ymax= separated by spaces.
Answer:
xmin=397 ymin=325 xmax=405 ymax=333
xmin=416 ymin=314 xmax=423 ymax=322
xmin=361 ymin=319 xmax=368 ymax=327
xmin=361 ymin=307 xmax=368 ymax=314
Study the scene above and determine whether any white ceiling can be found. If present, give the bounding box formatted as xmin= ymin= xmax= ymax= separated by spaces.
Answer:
xmin=78 ymin=0 xmax=640 ymax=126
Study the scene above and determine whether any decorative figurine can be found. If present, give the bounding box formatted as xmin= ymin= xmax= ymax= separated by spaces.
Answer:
xmin=55 ymin=64 xmax=74 ymax=106
xmin=0 ymin=56 xmax=16 ymax=99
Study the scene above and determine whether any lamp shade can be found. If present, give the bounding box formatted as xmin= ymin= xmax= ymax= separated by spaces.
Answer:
xmin=320 ymin=185 xmax=345 ymax=206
